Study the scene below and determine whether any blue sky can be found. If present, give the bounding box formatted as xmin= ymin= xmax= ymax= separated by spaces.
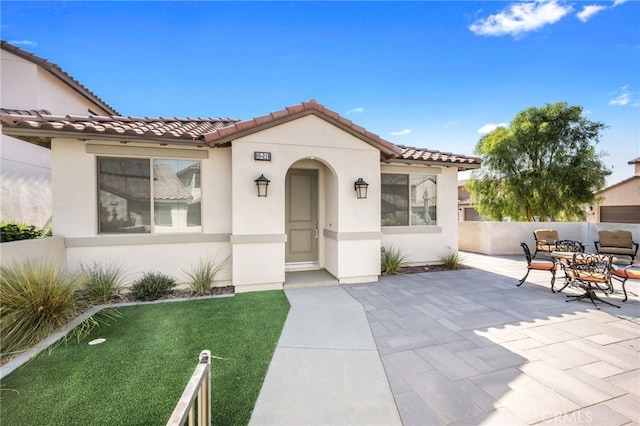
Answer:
xmin=3 ymin=1 xmax=639 ymax=186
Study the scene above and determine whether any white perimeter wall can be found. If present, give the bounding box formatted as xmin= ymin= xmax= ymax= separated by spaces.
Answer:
xmin=459 ymin=221 xmax=640 ymax=255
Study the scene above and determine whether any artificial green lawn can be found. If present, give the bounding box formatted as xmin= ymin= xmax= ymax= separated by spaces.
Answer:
xmin=0 ymin=291 xmax=290 ymax=426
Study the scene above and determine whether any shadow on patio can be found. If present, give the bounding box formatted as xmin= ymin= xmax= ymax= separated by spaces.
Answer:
xmin=344 ymin=252 xmax=639 ymax=425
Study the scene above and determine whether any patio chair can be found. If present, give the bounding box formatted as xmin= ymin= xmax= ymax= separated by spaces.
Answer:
xmin=533 ymin=229 xmax=559 ymax=258
xmin=553 ymin=240 xmax=586 ymax=292
xmin=554 ymin=239 xmax=585 ymax=253
xmin=518 ymin=242 xmax=558 ymax=292
xmin=594 ymin=230 xmax=638 ymax=262
xmin=566 ymin=253 xmax=619 ymax=309
xmin=610 ymin=263 xmax=640 ymax=302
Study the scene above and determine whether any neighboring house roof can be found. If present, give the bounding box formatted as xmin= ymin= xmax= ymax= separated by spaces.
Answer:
xmin=595 ymin=174 xmax=640 ymax=195
xmin=0 ymin=100 xmax=482 ymax=170
xmin=154 ymin=163 xmax=193 ymax=201
xmin=1 ymin=108 xmax=51 ymax=116
xmin=99 ymin=161 xmax=192 ymax=201
xmin=1 ymin=40 xmax=120 ymax=115
xmin=629 ymin=157 xmax=640 ymax=165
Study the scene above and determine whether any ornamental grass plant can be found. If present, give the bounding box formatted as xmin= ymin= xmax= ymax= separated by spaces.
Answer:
xmin=438 ymin=249 xmax=463 ymax=270
xmin=0 ymin=259 xmax=85 ymax=358
xmin=80 ymin=260 xmax=126 ymax=304
xmin=381 ymin=245 xmax=409 ymax=275
xmin=183 ymin=256 xmax=230 ymax=295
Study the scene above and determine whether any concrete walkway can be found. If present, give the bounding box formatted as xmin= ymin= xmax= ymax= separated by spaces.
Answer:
xmin=251 ymin=252 xmax=639 ymax=425
xmin=249 ymin=285 xmax=402 ymax=425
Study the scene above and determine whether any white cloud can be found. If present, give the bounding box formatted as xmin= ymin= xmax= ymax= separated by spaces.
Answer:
xmin=469 ymin=0 xmax=572 ymax=37
xmin=577 ymin=5 xmax=607 ymax=22
xmin=477 ymin=123 xmax=507 ymax=135
xmin=8 ymin=39 xmax=38 ymax=47
xmin=609 ymin=85 xmax=631 ymax=106
xmin=390 ymin=128 xmax=411 ymax=136
xmin=613 ymin=0 xmax=628 ymax=6
xmin=443 ymin=120 xmax=458 ymax=129
xmin=345 ymin=107 xmax=364 ymax=115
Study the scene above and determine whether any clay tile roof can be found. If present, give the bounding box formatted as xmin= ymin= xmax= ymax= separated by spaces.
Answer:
xmin=395 ymin=145 xmax=482 ymax=169
xmin=1 ymin=99 xmax=482 ymax=170
xmin=629 ymin=157 xmax=640 ymax=165
xmin=1 ymin=40 xmax=119 ymax=116
xmin=153 ymin=163 xmax=193 ymax=201
xmin=204 ymin=99 xmax=401 ymax=157
xmin=0 ymin=108 xmax=51 ymax=116
xmin=0 ymin=110 xmax=238 ymax=145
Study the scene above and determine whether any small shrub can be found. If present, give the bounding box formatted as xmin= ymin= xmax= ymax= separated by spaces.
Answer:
xmin=0 ymin=221 xmax=50 ymax=243
xmin=438 ymin=249 xmax=463 ymax=270
xmin=0 ymin=260 xmax=85 ymax=358
xmin=381 ymin=245 xmax=409 ymax=275
xmin=80 ymin=260 xmax=126 ymax=304
xmin=183 ymin=256 xmax=230 ymax=295
xmin=130 ymin=272 xmax=176 ymax=301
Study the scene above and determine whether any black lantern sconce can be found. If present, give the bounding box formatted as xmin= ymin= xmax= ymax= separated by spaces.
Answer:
xmin=255 ymin=174 xmax=270 ymax=197
xmin=354 ymin=178 xmax=369 ymax=199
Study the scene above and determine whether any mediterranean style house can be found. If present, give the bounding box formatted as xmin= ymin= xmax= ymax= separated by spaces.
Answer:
xmin=1 ymin=41 xmax=118 ymax=227
xmin=1 ymin=42 xmax=482 ymax=291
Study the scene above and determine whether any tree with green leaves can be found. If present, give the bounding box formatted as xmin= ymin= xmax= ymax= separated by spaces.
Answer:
xmin=466 ymin=102 xmax=610 ymax=222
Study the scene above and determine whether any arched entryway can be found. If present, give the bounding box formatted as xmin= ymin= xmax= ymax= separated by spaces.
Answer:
xmin=285 ymin=168 xmax=319 ymax=264
xmin=284 ymin=158 xmax=337 ymax=272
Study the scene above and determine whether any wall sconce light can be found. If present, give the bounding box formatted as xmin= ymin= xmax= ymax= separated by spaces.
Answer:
xmin=354 ymin=178 xmax=369 ymax=199
xmin=255 ymin=174 xmax=270 ymax=197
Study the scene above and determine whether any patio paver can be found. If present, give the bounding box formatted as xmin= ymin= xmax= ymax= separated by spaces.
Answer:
xmin=344 ymin=251 xmax=640 ymax=425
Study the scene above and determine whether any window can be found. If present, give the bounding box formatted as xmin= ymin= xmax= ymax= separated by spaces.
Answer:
xmin=381 ymin=173 xmax=437 ymax=226
xmin=98 ymin=157 xmax=201 ymax=234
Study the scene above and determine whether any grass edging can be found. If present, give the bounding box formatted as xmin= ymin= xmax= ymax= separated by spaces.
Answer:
xmin=0 ymin=293 xmax=235 ymax=380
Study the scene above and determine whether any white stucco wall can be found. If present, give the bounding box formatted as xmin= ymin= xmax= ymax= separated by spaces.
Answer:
xmin=49 ymin=137 xmax=233 ymax=283
xmin=229 ymin=115 xmax=382 ymax=288
xmin=0 ymin=134 xmax=52 ymax=227
xmin=66 ymin=241 xmax=232 ymax=286
xmin=41 ymin=115 xmax=473 ymax=291
xmin=1 ymin=48 xmax=114 ymax=227
xmin=381 ymin=164 xmax=459 ymax=264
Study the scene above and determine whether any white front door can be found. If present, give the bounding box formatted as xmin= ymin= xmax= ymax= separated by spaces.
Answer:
xmin=285 ymin=169 xmax=318 ymax=263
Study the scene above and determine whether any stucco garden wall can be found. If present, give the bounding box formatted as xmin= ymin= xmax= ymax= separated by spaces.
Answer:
xmin=0 ymin=236 xmax=66 ymax=266
xmin=459 ymin=221 xmax=640 ymax=255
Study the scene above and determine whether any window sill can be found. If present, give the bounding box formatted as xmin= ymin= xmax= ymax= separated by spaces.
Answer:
xmin=381 ymin=226 xmax=442 ymax=235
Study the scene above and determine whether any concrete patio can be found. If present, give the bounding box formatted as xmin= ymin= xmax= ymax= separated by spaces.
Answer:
xmin=348 ymin=252 xmax=640 ymax=425
xmin=254 ymin=251 xmax=639 ymax=425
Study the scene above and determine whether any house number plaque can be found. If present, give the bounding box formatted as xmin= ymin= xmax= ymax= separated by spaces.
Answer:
xmin=254 ymin=151 xmax=272 ymax=161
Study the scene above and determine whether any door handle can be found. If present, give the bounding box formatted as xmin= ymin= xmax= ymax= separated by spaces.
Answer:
xmin=314 ymin=222 xmax=319 ymax=239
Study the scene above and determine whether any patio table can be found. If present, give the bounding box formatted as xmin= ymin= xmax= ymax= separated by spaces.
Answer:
xmin=553 ymin=252 xmax=620 ymax=310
